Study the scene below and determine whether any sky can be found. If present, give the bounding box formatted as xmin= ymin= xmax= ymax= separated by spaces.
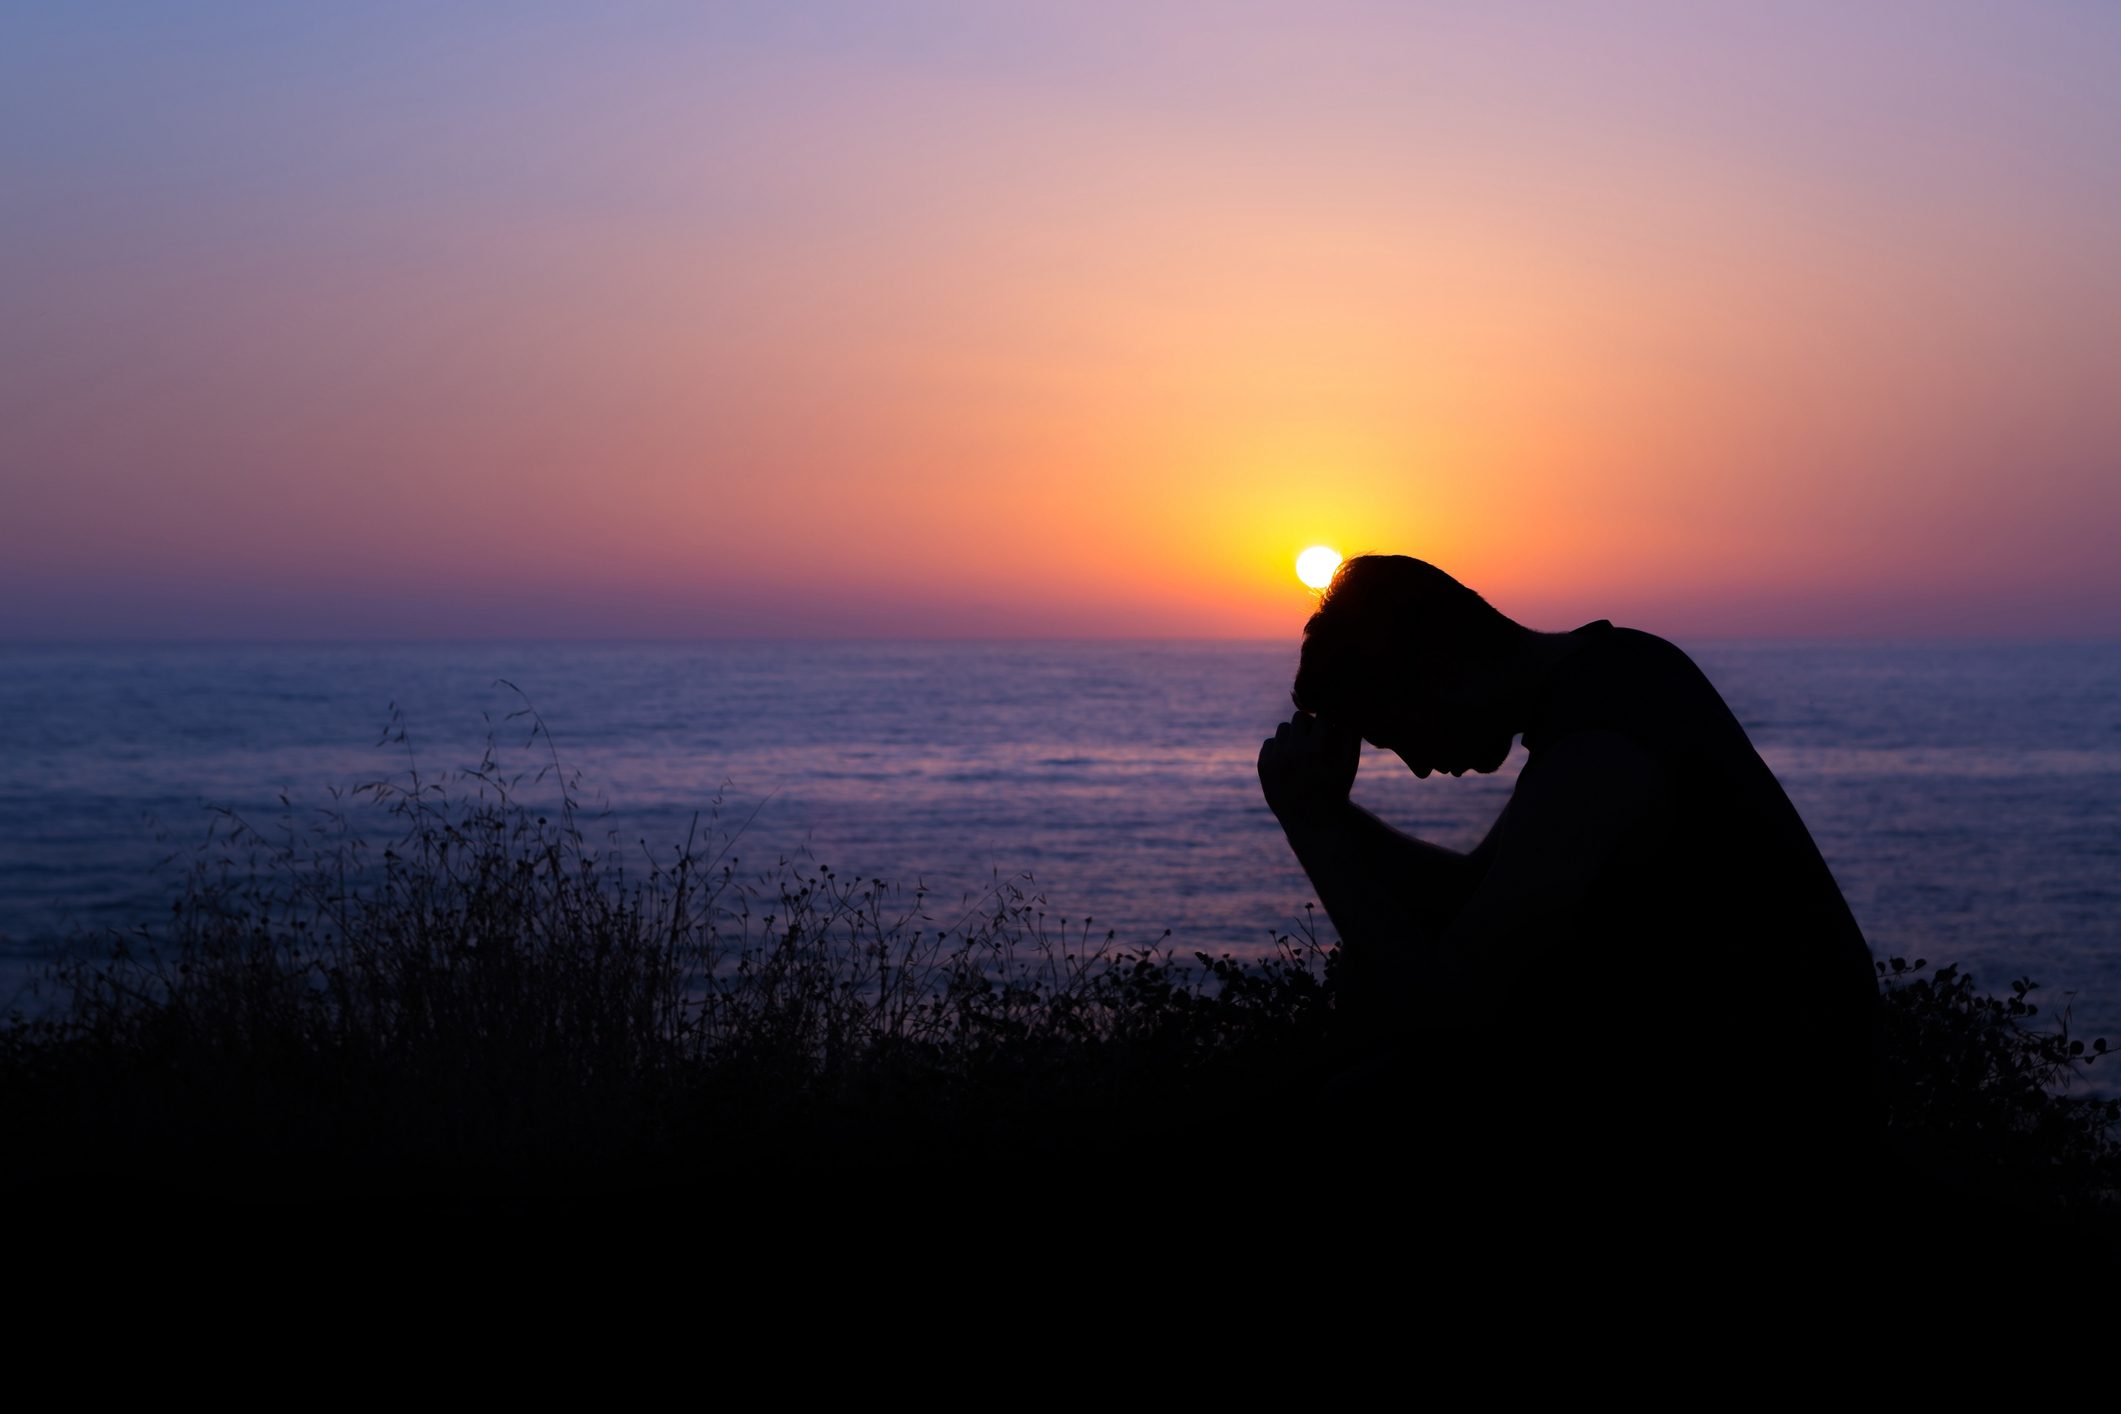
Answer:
xmin=4 ymin=1 xmax=2118 ymax=639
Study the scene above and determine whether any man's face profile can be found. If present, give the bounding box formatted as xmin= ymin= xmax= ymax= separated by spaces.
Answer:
xmin=1326 ymin=652 xmax=1514 ymax=780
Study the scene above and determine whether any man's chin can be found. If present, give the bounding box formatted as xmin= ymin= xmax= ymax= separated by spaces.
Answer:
xmin=1414 ymin=753 xmax=1503 ymax=779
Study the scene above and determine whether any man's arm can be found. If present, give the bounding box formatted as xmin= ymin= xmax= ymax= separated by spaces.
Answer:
xmin=1429 ymin=729 xmax=1672 ymax=1004
xmin=1258 ymin=713 xmax=1494 ymax=956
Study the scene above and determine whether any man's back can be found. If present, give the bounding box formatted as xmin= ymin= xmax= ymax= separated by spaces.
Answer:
xmin=1502 ymin=621 xmax=1878 ymax=1180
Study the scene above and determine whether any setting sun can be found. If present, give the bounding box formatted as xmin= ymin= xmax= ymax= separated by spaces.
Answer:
xmin=1296 ymin=546 xmax=1343 ymax=591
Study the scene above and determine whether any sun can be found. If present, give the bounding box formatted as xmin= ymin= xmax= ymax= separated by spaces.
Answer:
xmin=1295 ymin=545 xmax=1342 ymax=590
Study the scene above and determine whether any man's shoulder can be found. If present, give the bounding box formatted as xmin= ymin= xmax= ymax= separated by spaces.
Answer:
xmin=1526 ymin=623 xmax=1732 ymax=751
xmin=1570 ymin=623 xmax=1716 ymax=698
xmin=1601 ymin=623 xmax=1696 ymax=666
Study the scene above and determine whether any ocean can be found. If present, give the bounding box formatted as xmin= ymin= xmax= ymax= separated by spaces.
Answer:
xmin=4 ymin=638 xmax=2118 ymax=1075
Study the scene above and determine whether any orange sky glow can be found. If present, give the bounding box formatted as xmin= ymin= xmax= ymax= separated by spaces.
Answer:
xmin=4 ymin=3 xmax=2118 ymax=638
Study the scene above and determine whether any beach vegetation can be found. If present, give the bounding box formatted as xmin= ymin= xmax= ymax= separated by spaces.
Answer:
xmin=2 ymin=710 xmax=2115 ymax=1246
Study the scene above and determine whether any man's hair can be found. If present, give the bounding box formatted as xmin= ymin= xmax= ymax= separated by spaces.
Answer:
xmin=1292 ymin=555 xmax=1522 ymax=717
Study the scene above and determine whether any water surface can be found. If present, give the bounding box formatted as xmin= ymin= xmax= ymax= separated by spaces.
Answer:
xmin=4 ymin=638 xmax=2117 ymax=1077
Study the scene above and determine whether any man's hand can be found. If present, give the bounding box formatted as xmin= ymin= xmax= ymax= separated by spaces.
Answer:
xmin=1258 ymin=712 xmax=1363 ymax=822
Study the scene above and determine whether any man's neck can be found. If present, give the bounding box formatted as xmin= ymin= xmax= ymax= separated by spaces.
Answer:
xmin=1501 ymin=628 xmax=1594 ymax=736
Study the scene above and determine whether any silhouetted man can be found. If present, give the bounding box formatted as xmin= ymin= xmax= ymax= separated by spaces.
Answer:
xmin=1259 ymin=555 xmax=1877 ymax=1231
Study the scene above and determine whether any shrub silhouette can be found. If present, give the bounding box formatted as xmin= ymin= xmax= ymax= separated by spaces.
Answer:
xmin=1876 ymin=955 xmax=2118 ymax=1211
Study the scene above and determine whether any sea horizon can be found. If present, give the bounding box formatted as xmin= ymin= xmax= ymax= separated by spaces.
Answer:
xmin=11 ymin=631 xmax=2121 ymax=646
xmin=7 ymin=636 xmax=2118 ymax=1096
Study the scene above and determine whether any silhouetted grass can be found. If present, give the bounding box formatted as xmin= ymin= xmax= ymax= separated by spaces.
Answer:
xmin=2 ymin=708 xmax=2115 ymax=1248
xmin=1874 ymin=954 xmax=2119 ymax=1217
xmin=1 ymin=709 xmax=1347 ymax=1200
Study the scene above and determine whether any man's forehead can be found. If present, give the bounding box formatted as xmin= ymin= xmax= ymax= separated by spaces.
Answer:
xmin=1332 ymin=634 xmax=1449 ymax=694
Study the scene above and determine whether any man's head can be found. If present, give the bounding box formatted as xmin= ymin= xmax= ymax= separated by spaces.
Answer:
xmin=1291 ymin=555 xmax=1528 ymax=777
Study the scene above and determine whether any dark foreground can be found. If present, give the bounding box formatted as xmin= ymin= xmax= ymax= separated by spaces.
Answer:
xmin=5 ymin=784 xmax=2116 ymax=1283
